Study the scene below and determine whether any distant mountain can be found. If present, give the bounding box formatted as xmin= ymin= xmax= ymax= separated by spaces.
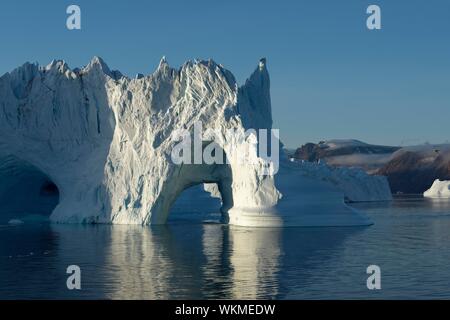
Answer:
xmin=292 ymin=140 xmax=450 ymax=194
xmin=377 ymin=145 xmax=450 ymax=194
xmin=293 ymin=140 xmax=400 ymax=172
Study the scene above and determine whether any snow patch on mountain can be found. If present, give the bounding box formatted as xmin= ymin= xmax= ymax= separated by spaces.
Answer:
xmin=319 ymin=139 xmax=370 ymax=150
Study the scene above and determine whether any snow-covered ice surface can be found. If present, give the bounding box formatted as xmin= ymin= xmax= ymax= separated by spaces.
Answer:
xmin=287 ymin=160 xmax=392 ymax=202
xmin=0 ymin=57 xmax=387 ymax=226
xmin=424 ymin=180 xmax=450 ymax=198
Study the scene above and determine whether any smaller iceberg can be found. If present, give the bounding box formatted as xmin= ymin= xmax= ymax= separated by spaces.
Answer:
xmin=423 ymin=179 xmax=450 ymax=198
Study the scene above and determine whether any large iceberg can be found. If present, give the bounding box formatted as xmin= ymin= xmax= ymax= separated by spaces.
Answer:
xmin=0 ymin=57 xmax=386 ymax=226
xmin=424 ymin=179 xmax=450 ymax=198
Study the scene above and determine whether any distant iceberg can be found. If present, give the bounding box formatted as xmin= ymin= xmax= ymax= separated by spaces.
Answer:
xmin=424 ymin=179 xmax=450 ymax=198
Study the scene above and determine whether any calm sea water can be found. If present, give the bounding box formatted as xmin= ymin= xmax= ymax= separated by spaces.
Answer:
xmin=1 ymin=197 xmax=450 ymax=299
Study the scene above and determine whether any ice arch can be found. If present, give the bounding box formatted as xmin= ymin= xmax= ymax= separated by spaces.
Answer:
xmin=0 ymin=56 xmax=376 ymax=226
xmin=0 ymin=155 xmax=59 ymax=222
xmin=151 ymin=159 xmax=233 ymax=224
xmin=168 ymin=184 xmax=222 ymax=223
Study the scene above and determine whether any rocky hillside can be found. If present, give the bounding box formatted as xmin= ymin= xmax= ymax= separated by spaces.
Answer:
xmin=377 ymin=146 xmax=450 ymax=194
xmin=293 ymin=140 xmax=400 ymax=172
xmin=293 ymin=140 xmax=450 ymax=194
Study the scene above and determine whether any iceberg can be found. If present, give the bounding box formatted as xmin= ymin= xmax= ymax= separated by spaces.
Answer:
xmin=0 ymin=56 xmax=383 ymax=226
xmin=424 ymin=179 xmax=450 ymax=198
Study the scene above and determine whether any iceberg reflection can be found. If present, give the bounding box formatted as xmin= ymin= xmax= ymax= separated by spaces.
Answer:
xmin=34 ymin=222 xmax=360 ymax=299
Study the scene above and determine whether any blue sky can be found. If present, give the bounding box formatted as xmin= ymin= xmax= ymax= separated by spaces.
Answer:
xmin=0 ymin=0 xmax=449 ymax=147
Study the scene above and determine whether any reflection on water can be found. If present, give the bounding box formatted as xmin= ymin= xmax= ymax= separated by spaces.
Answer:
xmin=228 ymin=227 xmax=281 ymax=299
xmin=0 ymin=223 xmax=357 ymax=299
xmin=1 ymin=197 xmax=450 ymax=299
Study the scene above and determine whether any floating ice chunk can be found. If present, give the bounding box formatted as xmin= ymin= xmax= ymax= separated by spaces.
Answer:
xmin=424 ymin=179 xmax=450 ymax=198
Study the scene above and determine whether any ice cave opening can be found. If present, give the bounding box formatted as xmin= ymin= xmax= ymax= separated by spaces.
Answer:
xmin=154 ymin=143 xmax=234 ymax=225
xmin=161 ymin=167 xmax=234 ymax=225
xmin=168 ymin=184 xmax=223 ymax=224
xmin=0 ymin=156 xmax=59 ymax=223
